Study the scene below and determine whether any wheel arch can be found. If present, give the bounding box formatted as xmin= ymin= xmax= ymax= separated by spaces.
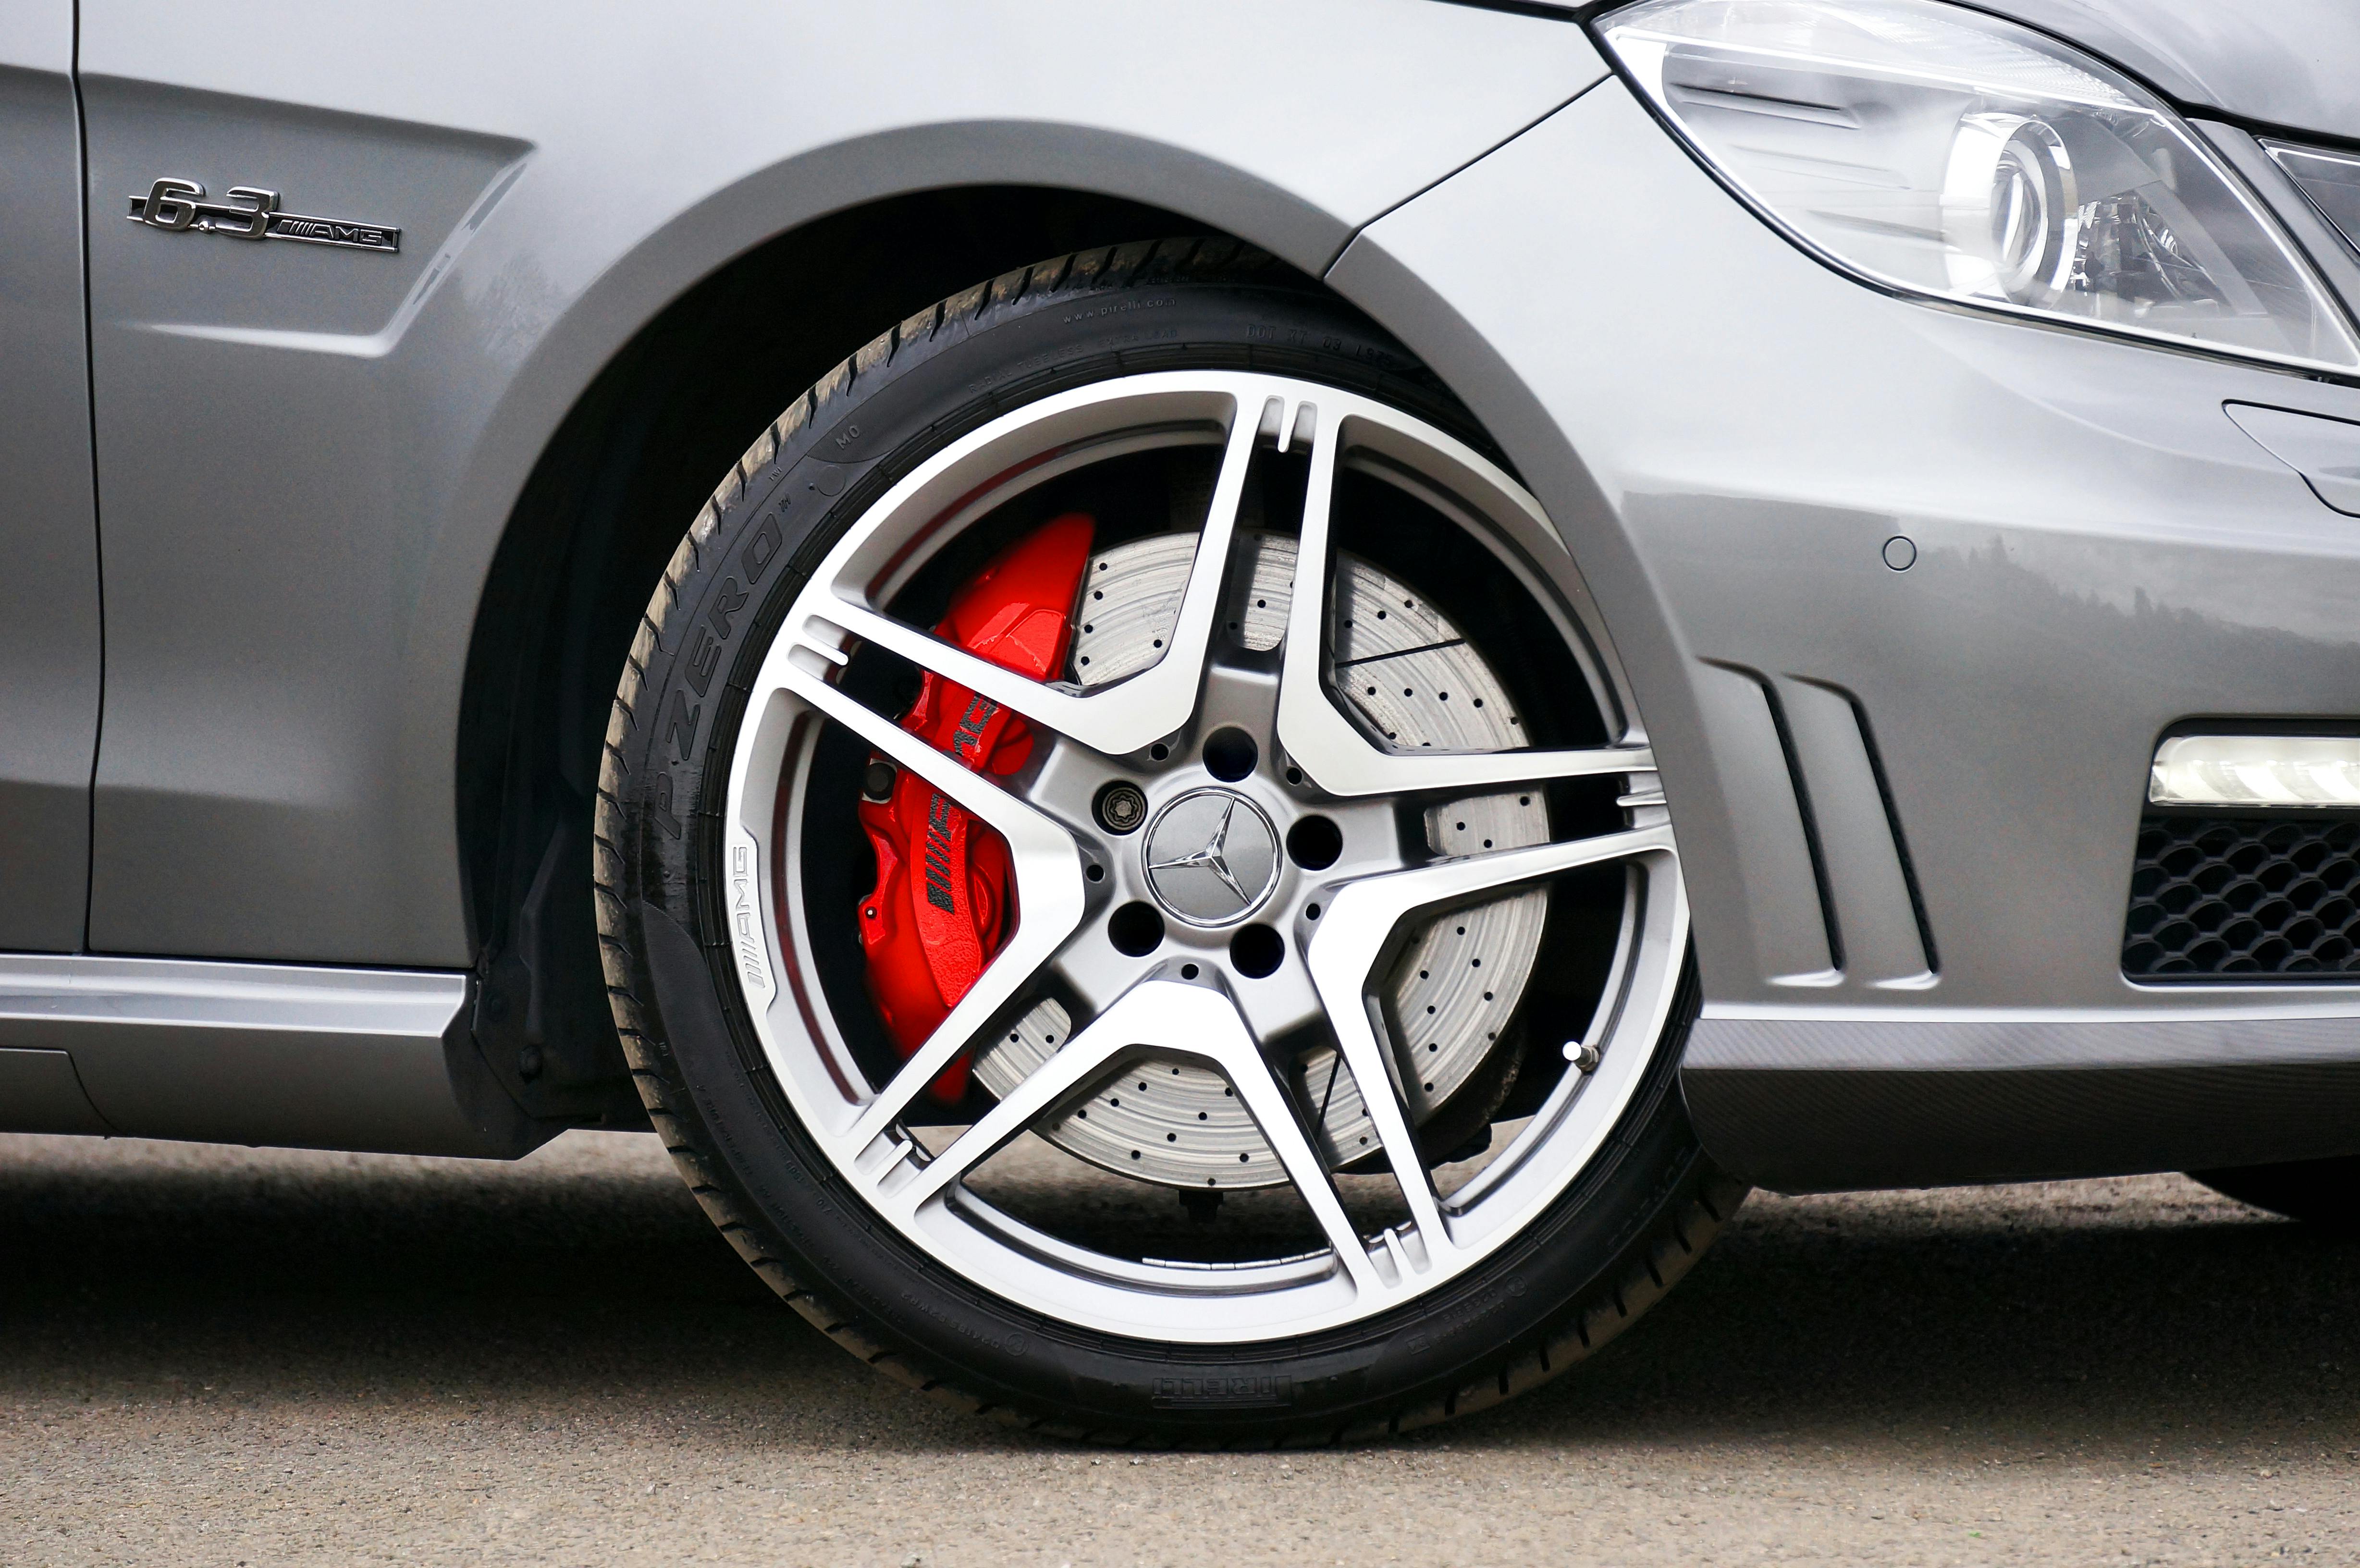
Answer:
xmin=452 ymin=183 xmax=1397 ymax=1125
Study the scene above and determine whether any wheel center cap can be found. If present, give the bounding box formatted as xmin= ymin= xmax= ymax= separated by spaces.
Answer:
xmin=1142 ymin=788 xmax=1280 ymax=927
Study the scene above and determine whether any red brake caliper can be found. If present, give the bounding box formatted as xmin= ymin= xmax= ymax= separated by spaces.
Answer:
xmin=856 ymin=513 xmax=1094 ymax=1102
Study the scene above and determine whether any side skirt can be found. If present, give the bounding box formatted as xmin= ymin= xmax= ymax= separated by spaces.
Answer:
xmin=1684 ymin=1006 xmax=2360 ymax=1190
xmin=0 ymin=954 xmax=552 ymax=1157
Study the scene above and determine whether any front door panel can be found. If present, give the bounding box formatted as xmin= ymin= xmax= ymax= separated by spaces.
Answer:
xmin=0 ymin=7 xmax=102 ymax=952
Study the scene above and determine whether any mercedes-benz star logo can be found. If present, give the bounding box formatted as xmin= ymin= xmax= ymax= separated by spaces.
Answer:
xmin=1142 ymin=789 xmax=1281 ymax=927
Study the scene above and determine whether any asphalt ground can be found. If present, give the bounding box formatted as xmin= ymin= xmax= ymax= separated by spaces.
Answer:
xmin=2 ymin=1128 xmax=2356 ymax=1567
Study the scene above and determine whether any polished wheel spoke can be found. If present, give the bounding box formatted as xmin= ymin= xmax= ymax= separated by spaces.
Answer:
xmin=892 ymin=987 xmax=1378 ymax=1294
xmin=890 ymin=986 xmax=1151 ymax=1209
xmin=897 ymin=980 xmax=1389 ymax=1295
xmin=1277 ymin=411 xmax=1652 ymax=796
xmin=808 ymin=395 xmax=1264 ymax=759
xmin=1164 ymin=987 xmax=1392 ymax=1295
xmin=1304 ymin=824 xmax=1676 ymax=1257
xmin=763 ymin=656 xmax=1088 ymax=1144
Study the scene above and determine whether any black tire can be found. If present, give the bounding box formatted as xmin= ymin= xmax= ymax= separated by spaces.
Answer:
xmin=2190 ymin=1157 xmax=2360 ymax=1231
xmin=594 ymin=237 xmax=1745 ymax=1443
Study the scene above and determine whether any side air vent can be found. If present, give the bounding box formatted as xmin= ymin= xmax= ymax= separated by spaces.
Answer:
xmin=2124 ymin=814 xmax=2360 ymax=980
xmin=1774 ymin=676 xmax=1937 ymax=986
xmin=1694 ymin=662 xmax=1935 ymax=988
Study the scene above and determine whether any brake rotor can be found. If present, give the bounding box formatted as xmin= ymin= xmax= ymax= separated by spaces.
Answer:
xmin=969 ymin=529 xmax=1549 ymax=1189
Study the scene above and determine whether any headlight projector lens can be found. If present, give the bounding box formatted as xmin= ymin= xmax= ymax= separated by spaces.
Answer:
xmin=1945 ymin=113 xmax=2075 ymax=305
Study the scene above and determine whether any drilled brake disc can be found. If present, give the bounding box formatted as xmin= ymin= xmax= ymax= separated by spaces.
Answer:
xmin=968 ymin=530 xmax=1549 ymax=1189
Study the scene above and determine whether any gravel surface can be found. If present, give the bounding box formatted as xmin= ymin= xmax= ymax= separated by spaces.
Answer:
xmin=2 ymin=1129 xmax=2356 ymax=1566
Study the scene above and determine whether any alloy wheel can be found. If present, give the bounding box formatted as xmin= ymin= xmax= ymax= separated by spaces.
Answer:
xmin=720 ymin=368 xmax=1687 ymax=1343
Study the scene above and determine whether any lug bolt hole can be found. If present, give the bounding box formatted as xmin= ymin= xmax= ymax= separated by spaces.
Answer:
xmin=1180 ymin=962 xmax=1200 ymax=980
xmin=1229 ymin=923 xmax=1284 ymax=979
xmin=1085 ymin=863 xmax=1106 ymax=882
xmin=1287 ymin=815 xmax=1342 ymax=871
xmin=1202 ymin=726 xmax=1258 ymax=782
xmin=1108 ymin=901 xmax=1165 ymax=957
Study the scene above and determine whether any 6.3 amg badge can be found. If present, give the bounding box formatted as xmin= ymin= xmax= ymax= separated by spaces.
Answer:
xmin=127 ymin=179 xmax=399 ymax=253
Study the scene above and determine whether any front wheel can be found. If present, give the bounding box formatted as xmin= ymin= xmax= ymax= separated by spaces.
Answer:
xmin=596 ymin=238 xmax=1743 ymax=1442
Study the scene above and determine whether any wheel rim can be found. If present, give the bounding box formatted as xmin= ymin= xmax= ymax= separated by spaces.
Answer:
xmin=723 ymin=370 xmax=1687 ymax=1343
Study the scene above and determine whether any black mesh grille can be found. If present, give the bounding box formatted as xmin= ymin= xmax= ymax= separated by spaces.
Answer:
xmin=2123 ymin=814 xmax=2360 ymax=979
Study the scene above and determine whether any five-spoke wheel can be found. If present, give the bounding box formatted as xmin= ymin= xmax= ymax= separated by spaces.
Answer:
xmin=599 ymin=238 xmax=1743 ymax=1441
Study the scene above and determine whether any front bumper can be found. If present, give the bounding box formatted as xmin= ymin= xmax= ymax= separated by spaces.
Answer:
xmin=1333 ymin=77 xmax=2360 ymax=1188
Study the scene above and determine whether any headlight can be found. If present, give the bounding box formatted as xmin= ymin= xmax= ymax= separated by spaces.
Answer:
xmin=1598 ymin=0 xmax=2360 ymax=373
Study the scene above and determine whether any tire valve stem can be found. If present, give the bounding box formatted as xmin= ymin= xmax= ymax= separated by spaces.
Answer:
xmin=1565 ymin=1040 xmax=1602 ymax=1074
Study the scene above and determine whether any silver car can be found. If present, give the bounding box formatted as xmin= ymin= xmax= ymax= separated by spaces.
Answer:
xmin=6 ymin=0 xmax=2360 ymax=1441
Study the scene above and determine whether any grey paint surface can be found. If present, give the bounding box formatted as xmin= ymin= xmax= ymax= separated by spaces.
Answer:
xmin=0 ymin=1048 xmax=111 ymax=1134
xmin=0 ymin=954 xmax=534 ymax=1156
xmin=2226 ymin=404 xmax=2360 ymax=516
xmin=0 ymin=6 xmax=101 ymax=952
xmin=1684 ymin=1004 xmax=2360 ymax=1185
xmin=74 ymin=0 xmax=1605 ymax=966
